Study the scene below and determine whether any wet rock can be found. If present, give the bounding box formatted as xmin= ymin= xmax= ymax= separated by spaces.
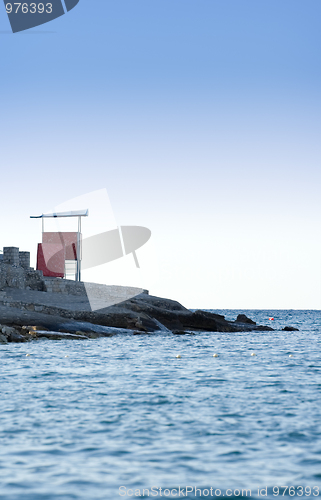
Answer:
xmin=1 ymin=326 xmax=19 ymax=339
xmin=1 ymin=325 xmax=26 ymax=342
xmin=8 ymin=331 xmax=26 ymax=342
xmin=122 ymin=296 xmax=236 ymax=332
xmin=0 ymin=333 xmax=8 ymax=344
xmin=0 ymin=287 xmax=274 ymax=340
xmin=236 ymin=314 xmax=256 ymax=325
xmin=36 ymin=331 xmax=89 ymax=340
xmin=74 ymin=330 xmax=112 ymax=339
xmin=1 ymin=325 xmax=17 ymax=336
xmin=172 ymin=330 xmax=195 ymax=335
xmin=282 ymin=326 xmax=299 ymax=331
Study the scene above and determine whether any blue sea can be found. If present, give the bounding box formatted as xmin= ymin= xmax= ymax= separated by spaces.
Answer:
xmin=0 ymin=310 xmax=320 ymax=500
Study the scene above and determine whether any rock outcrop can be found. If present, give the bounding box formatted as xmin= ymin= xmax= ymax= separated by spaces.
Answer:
xmin=236 ymin=314 xmax=256 ymax=325
xmin=0 ymin=286 xmax=276 ymax=342
xmin=0 ymin=246 xmax=277 ymax=342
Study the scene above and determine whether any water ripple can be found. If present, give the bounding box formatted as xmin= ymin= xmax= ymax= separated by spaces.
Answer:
xmin=0 ymin=310 xmax=320 ymax=499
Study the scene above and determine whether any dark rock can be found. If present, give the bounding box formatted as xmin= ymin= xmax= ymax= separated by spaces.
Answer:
xmin=236 ymin=314 xmax=256 ymax=325
xmin=282 ymin=326 xmax=299 ymax=331
xmin=36 ymin=331 xmax=89 ymax=340
xmin=172 ymin=330 xmax=195 ymax=335
xmin=8 ymin=331 xmax=26 ymax=342
xmin=0 ymin=286 xmax=274 ymax=340
xmin=1 ymin=325 xmax=26 ymax=341
xmin=120 ymin=296 xmax=237 ymax=332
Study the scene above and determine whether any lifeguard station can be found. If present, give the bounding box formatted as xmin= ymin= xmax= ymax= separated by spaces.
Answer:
xmin=30 ymin=210 xmax=88 ymax=281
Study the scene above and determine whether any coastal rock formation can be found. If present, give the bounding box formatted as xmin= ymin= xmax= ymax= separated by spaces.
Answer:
xmin=0 ymin=245 xmax=275 ymax=341
xmin=0 ymin=325 xmax=25 ymax=343
xmin=236 ymin=314 xmax=256 ymax=325
xmin=0 ymin=287 xmax=275 ymax=341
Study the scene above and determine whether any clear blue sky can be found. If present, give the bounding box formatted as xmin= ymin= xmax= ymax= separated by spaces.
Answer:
xmin=0 ymin=1 xmax=320 ymax=309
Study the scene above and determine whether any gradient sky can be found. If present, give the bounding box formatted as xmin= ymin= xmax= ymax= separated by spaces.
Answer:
xmin=0 ymin=0 xmax=320 ymax=309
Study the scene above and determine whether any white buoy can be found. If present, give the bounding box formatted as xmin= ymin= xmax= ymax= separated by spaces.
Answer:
xmin=289 ymin=354 xmax=293 ymax=358
xmin=251 ymin=352 xmax=256 ymax=356
xmin=176 ymin=354 xmax=181 ymax=358
xmin=26 ymin=354 xmax=31 ymax=357
xmin=65 ymin=355 xmax=69 ymax=358
xmin=213 ymin=353 xmax=218 ymax=357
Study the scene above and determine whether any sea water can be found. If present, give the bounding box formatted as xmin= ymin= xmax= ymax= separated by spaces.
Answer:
xmin=0 ymin=310 xmax=320 ymax=500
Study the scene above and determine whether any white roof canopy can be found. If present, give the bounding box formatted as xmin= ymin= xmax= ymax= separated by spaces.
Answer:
xmin=30 ymin=209 xmax=89 ymax=219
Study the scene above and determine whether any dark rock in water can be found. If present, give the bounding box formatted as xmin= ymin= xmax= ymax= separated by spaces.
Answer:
xmin=172 ymin=330 xmax=195 ymax=335
xmin=253 ymin=325 xmax=274 ymax=331
xmin=236 ymin=314 xmax=256 ymax=325
xmin=282 ymin=326 xmax=299 ymax=331
xmin=0 ymin=333 xmax=8 ymax=344
xmin=36 ymin=331 xmax=89 ymax=340
xmin=123 ymin=296 xmax=238 ymax=332
xmin=231 ymin=314 xmax=273 ymax=331
xmin=1 ymin=325 xmax=26 ymax=342
xmin=183 ymin=310 xmax=236 ymax=332
xmin=8 ymin=331 xmax=26 ymax=342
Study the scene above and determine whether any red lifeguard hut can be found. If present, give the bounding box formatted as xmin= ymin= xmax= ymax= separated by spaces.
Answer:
xmin=30 ymin=210 xmax=88 ymax=281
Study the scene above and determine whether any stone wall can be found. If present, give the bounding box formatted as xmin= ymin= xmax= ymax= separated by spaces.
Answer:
xmin=2 ymin=265 xmax=26 ymax=289
xmin=19 ymin=251 xmax=30 ymax=270
xmin=0 ymin=247 xmax=43 ymax=291
xmin=3 ymin=247 xmax=19 ymax=266
xmin=0 ymin=246 xmax=148 ymax=298
xmin=43 ymin=278 xmax=87 ymax=295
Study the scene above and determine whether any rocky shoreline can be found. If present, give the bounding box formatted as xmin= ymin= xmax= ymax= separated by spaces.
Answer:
xmin=0 ymin=285 xmax=278 ymax=343
xmin=0 ymin=247 xmax=299 ymax=344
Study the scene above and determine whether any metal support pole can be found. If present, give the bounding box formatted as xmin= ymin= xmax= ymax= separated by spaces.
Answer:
xmin=77 ymin=216 xmax=81 ymax=282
